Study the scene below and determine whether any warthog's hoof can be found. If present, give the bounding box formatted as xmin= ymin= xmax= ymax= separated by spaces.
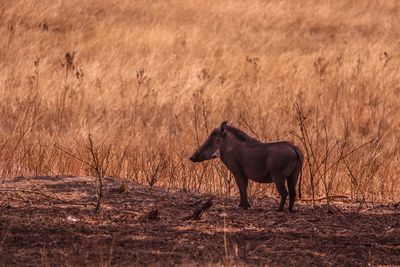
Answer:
xmin=289 ymin=209 xmax=296 ymax=213
xmin=277 ymin=207 xmax=285 ymax=212
xmin=239 ymin=203 xmax=250 ymax=210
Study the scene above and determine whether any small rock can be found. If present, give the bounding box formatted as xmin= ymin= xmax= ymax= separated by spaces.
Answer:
xmin=219 ymin=212 xmax=228 ymax=218
xmin=118 ymin=183 xmax=129 ymax=193
xmin=67 ymin=215 xmax=78 ymax=222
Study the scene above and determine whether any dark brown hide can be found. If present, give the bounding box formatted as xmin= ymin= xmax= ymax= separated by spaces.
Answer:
xmin=190 ymin=121 xmax=303 ymax=212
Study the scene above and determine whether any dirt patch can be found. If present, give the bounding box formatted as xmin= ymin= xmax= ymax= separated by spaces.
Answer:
xmin=0 ymin=176 xmax=399 ymax=266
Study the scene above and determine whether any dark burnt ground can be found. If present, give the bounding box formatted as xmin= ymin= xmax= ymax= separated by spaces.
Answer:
xmin=0 ymin=176 xmax=399 ymax=266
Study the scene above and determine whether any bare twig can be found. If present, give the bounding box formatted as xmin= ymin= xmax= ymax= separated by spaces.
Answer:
xmin=54 ymin=134 xmax=112 ymax=213
xmin=293 ymin=102 xmax=316 ymax=205
xmin=239 ymin=113 xmax=262 ymax=141
xmin=139 ymin=209 xmax=159 ymax=222
xmin=0 ymin=221 xmax=13 ymax=255
xmin=0 ymin=189 xmax=95 ymax=207
xmin=88 ymin=134 xmax=105 ymax=213
xmin=300 ymin=195 xmax=349 ymax=202
xmin=54 ymin=144 xmax=92 ymax=167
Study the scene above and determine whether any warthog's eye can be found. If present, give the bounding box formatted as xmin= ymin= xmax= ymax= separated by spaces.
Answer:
xmin=214 ymin=137 xmax=223 ymax=146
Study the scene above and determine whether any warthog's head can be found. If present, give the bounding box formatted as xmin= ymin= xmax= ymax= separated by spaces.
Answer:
xmin=189 ymin=121 xmax=227 ymax=162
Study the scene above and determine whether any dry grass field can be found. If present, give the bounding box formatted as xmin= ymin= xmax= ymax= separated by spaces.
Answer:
xmin=1 ymin=0 xmax=400 ymax=200
xmin=1 ymin=0 xmax=400 ymax=265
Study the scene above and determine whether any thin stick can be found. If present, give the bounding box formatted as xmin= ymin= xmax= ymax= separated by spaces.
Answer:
xmin=0 ymin=189 xmax=95 ymax=207
xmin=54 ymin=144 xmax=92 ymax=167
xmin=88 ymin=134 xmax=103 ymax=213
xmin=300 ymin=195 xmax=349 ymax=202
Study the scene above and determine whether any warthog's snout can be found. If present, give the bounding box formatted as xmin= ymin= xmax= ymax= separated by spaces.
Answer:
xmin=189 ymin=152 xmax=199 ymax=162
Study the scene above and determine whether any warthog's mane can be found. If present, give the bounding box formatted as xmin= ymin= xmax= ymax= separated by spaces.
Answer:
xmin=226 ymin=125 xmax=303 ymax=157
xmin=226 ymin=125 xmax=262 ymax=144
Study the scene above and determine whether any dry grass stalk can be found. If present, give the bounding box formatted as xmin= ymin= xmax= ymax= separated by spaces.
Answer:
xmin=0 ymin=0 xmax=399 ymax=202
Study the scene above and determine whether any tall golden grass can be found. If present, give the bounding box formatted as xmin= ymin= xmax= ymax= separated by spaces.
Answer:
xmin=1 ymin=0 xmax=399 ymax=201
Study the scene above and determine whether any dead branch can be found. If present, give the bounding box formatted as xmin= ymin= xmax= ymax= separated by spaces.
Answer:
xmin=0 ymin=221 xmax=13 ymax=254
xmin=300 ymin=195 xmax=349 ymax=202
xmin=54 ymin=135 xmax=111 ymax=214
xmin=88 ymin=134 xmax=103 ymax=213
xmin=184 ymin=196 xmax=214 ymax=220
xmin=0 ymin=188 xmax=96 ymax=207
xmin=119 ymin=210 xmax=139 ymax=216
xmin=139 ymin=209 xmax=159 ymax=221
xmin=54 ymin=144 xmax=92 ymax=167
xmin=187 ymin=199 xmax=203 ymax=207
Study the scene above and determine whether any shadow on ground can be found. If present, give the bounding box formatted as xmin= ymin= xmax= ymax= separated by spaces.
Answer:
xmin=0 ymin=176 xmax=399 ymax=266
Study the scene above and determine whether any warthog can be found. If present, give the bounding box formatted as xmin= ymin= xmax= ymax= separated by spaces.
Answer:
xmin=189 ymin=121 xmax=303 ymax=212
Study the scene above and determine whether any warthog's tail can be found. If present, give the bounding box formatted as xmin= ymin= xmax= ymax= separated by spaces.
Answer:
xmin=292 ymin=145 xmax=304 ymax=199
xmin=298 ymin=166 xmax=303 ymax=199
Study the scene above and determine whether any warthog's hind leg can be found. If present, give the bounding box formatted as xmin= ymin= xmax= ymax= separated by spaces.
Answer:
xmin=273 ymin=176 xmax=288 ymax=212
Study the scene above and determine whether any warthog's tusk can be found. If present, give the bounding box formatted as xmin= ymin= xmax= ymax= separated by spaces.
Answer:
xmin=212 ymin=149 xmax=220 ymax=158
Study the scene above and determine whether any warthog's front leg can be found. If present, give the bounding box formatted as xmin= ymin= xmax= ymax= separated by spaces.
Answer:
xmin=232 ymin=172 xmax=250 ymax=209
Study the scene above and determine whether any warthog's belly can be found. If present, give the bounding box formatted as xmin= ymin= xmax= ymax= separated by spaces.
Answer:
xmin=249 ymin=173 xmax=273 ymax=183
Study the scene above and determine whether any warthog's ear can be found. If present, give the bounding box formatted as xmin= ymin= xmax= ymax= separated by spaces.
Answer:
xmin=220 ymin=121 xmax=228 ymax=133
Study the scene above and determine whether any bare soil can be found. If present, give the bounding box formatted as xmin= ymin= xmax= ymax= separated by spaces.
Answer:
xmin=0 ymin=176 xmax=399 ymax=266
